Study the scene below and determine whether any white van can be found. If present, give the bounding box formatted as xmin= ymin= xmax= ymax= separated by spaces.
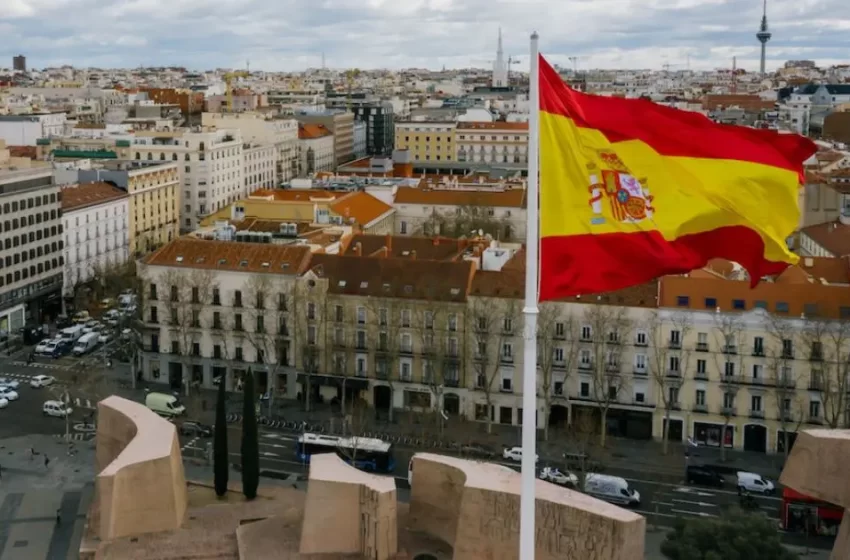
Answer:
xmin=145 ymin=392 xmax=186 ymax=417
xmin=583 ymin=474 xmax=641 ymax=507
xmin=736 ymin=471 xmax=775 ymax=495
xmin=60 ymin=325 xmax=85 ymax=343
xmin=72 ymin=332 xmax=99 ymax=356
xmin=43 ymin=400 xmax=72 ymax=418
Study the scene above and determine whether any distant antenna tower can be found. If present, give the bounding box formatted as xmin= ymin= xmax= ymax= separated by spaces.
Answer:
xmin=246 ymin=59 xmax=250 ymax=73
xmin=321 ymin=52 xmax=326 ymax=70
xmin=731 ymin=56 xmax=737 ymax=94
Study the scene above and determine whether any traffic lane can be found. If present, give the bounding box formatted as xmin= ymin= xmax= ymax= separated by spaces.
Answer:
xmin=0 ymin=381 xmax=81 ymax=438
xmin=629 ymin=479 xmax=781 ymax=522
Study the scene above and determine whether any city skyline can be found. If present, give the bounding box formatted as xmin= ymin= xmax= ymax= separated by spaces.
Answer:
xmin=1 ymin=0 xmax=849 ymax=72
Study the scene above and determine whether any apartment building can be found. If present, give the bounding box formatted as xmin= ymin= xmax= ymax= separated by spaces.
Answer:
xmin=0 ymin=113 xmax=67 ymax=146
xmin=61 ymin=182 xmax=130 ymax=296
xmin=137 ymin=238 xmax=314 ymax=396
xmin=200 ymin=113 xmax=299 ymax=183
xmin=297 ymin=124 xmax=335 ymax=175
xmin=394 ymin=122 xmax=456 ymax=163
xmin=455 ymin=122 xmax=528 ymax=165
xmin=78 ymin=161 xmax=180 ymax=256
xmin=130 ymin=128 xmax=244 ymax=231
xmin=0 ymin=168 xmax=64 ymax=329
xmin=243 ymin=143 xmax=277 ymax=192
xmin=392 ymin=185 xmax=527 ymax=241
xmin=294 ymin=111 xmax=354 ymax=166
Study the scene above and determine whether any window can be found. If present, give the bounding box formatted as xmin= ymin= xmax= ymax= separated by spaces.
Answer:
xmin=334 ymin=305 xmax=343 ymax=322
xmin=503 ymin=317 xmax=513 ymax=333
xmin=635 ymin=331 xmax=647 ymax=346
xmin=752 ymin=363 xmax=763 ymax=381
xmin=379 ymin=308 xmax=388 ymax=326
xmin=753 ymin=336 xmax=764 ymax=355
xmin=668 ymin=356 xmax=680 ymax=372
xmin=448 ymin=314 xmax=457 ymax=331
xmin=234 ymin=290 xmax=242 ymax=307
xmin=669 ymin=330 xmax=681 ymax=348
xmin=356 ymin=306 xmax=366 ymax=324
xmin=579 ymin=349 xmax=591 ymax=366
xmin=696 ymin=332 xmax=708 ymax=350
xmin=723 ymin=392 xmax=735 ymax=408
xmin=676 ymin=296 xmax=689 ymax=307
xmin=724 ymin=362 xmax=735 ymax=377
xmin=751 ymin=395 xmax=762 ymax=412
xmin=634 ymin=353 xmax=646 ymax=371
xmin=401 ymin=309 xmax=411 ymax=327
xmin=754 ymin=300 xmax=768 ymax=309
xmin=553 ymin=347 xmax=564 ymax=362
xmin=580 ymin=325 xmax=592 ymax=341
xmin=580 ymin=382 xmax=590 ymax=397
xmin=307 ymin=302 xmax=316 ymax=320
xmin=695 ymin=389 xmax=706 ymax=406
xmin=555 ymin=322 xmax=565 ymax=338
xmin=667 ymin=386 xmax=679 ymax=405
xmin=704 ymin=297 xmax=717 ymax=309
xmin=775 ymin=301 xmax=789 ymax=313
xmin=732 ymin=299 xmax=746 ymax=310
xmin=424 ymin=311 xmax=434 ymax=329
xmin=809 ymin=400 xmax=820 ymax=418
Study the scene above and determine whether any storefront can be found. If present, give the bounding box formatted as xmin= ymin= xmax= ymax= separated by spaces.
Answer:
xmin=693 ymin=422 xmax=734 ymax=448
xmin=780 ymin=488 xmax=843 ymax=536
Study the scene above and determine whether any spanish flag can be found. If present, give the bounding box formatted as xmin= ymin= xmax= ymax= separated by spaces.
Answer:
xmin=538 ymin=55 xmax=817 ymax=301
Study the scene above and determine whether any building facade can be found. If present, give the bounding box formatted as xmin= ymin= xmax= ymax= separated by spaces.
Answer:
xmin=352 ymin=121 xmax=367 ymax=159
xmin=298 ymin=124 xmax=335 ymax=176
xmin=455 ymin=122 xmax=528 ymax=165
xmin=0 ymin=113 xmax=67 ymax=147
xmin=61 ymin=182 xmax=130 ymax=295
xmin=352 ymin=102 xmax=394 ymax=156
xmin=243 ymin=144 xmax=277 ymax=193
xmin=0 ymin=168 xmax=64 ymax=328
xmin=295 ymin=111 xmax=355 ymax=166
xmin=394 ymin=122 xmax=456 ymax=163
xmin=130 ymin=129 xmax=243 ymax=231
xmin=78 ymin=161 xmax=180 ymax=256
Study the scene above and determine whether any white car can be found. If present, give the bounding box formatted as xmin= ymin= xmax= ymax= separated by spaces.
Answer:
xmin=34 ymin=338 xmax=57 ymax=354
xmin=98 ymin=332 xmax=113 ymax=344
xmin=0 ymin=378 xmax=20 ymax=389
xmin=30 ymin=375 xmax=55 ymax=388
xmin=43 ymin=400 xmax=72 ymax=417
xmin=0 ymin=387 xmax=19 ymax=401
xmin=538 ymin=467 xmax=578 ymax=487
xmin=502 ymin=446 xmax=539 ymax=463
xmin=0 ymin=397 xmax=8 ymax=409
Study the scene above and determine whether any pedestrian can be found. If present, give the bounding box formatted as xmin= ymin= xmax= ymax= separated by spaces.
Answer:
xmin=55 ymin=508 xmax=61 ymax=525
xmin=29 ymin=447 xmax=35 ymax=462
xmin=44 ymin=455 xmax=49 ymax=470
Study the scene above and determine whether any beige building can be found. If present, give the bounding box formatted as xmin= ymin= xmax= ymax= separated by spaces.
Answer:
xmin=242 ymin=143 xmax=276 ymax=193
xmin=294 ymin=111 xmax=354 ymax=166
xmin=455 ymin=121 xmax=528 ymax=165
xmin=393 ymin=122 xmax=456 ymax=163
xmin=298 ymin=123 xmax=335 ymax=175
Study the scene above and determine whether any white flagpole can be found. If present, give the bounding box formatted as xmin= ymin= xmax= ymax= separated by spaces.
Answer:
xmin=519 ymin=31 xmax=540 ymax=560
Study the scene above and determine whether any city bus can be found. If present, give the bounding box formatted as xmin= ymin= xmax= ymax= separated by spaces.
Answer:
xmin=295 ymin=432 xmax=395 ymax=473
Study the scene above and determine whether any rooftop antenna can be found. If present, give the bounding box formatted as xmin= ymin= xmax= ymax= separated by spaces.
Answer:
xmin=246 ymin=59 xmax=250 ymax=73
xmin=321 ymin=52 xmax=326 ymax=70
xmin=731 ymin=56 xmax=737 ymax=94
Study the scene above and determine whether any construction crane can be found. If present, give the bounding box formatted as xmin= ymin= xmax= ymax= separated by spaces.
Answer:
xmin=345 ymin=68 xmax=361 ymax=111
xmin=223 ymin=70 xmax=249 ymax=113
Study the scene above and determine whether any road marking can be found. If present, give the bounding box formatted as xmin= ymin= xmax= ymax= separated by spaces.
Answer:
xmin=261 ymin=452 xmax=279 ymax=457
xmin=671 ymin=509 xmax=716 ymax=518
xmin=625 ymin=477 xmax=782 ymax=501
xmin=182 ymin=436 xmax=199 ymax=452
xmin=673 ymin=499 xmax=717 ymax=508
xmin=673 ymin=487 xmax=715 ymax=497
xmin=655 ymin=501 xmax=674 ymax=507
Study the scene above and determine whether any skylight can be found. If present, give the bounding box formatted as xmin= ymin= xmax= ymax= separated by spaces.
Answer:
xmin=261 ymin=262 xmax=270 ymax=268
xmin=239 ymin=260 xmax=248 ymax=267
xmin=360 ymin=281 xmax=368 ymax=289
xmin=218 ymin=258 xmax=227 ymax=265
xmin=195 ymin=256 xmax=205 ymax=263
xmin=450 ymin=288 xmax=460 ymax=295
xmin=339 ymin=280 xmax=347 ymax=287
xmin=175 ymin=255 xmax=184 ymax=262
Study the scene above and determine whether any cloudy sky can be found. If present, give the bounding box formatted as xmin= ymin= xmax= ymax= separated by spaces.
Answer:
xmin=1 ymin=0 xmax=848 ymax=72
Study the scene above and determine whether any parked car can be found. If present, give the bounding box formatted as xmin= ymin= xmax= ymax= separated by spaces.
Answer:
xmin=42 ymin=400 xmax=72 ymax=417
xmin=30 ymin=375 xmax=55 ymax=388
xmin=538 ymin=467 xmax=578 ymax=488
xmin=35 ymin=338 xmax=58 ymax=354
xmin=0 ymin=397 xmax=8 ymax=409
xmin=180 ymin=421 xmax=213 ymax=438
xmin=0 ymin=387 xmax=19 ymax=401
xmin=47 ymin=339 xmax=72 ymax=358
xmin=686 ymin=465 xmax=725 ymax=487
xmin=98 ymin=332 xmax=113 ymax=345
xmin=0 ymin=378 xmax=20 ymax=389
xmin=502 ymin=446 xmax=538 ymax=463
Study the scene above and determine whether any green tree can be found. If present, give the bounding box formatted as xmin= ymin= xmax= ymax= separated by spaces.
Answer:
xmin=240 ymin=369 xmax=259 ymax=500
xmin=661 ymin=509 xmax=798 ymax=560
xmin=213 ymin=378 xmax=229 ymax=497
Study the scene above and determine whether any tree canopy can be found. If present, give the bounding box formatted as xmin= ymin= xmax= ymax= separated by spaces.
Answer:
xmin=661 ymin=509 xmax=798 ymax=560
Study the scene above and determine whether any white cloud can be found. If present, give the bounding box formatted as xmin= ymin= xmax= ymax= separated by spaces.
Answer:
xmin=0 ymin=0 xmax=847 ymax=71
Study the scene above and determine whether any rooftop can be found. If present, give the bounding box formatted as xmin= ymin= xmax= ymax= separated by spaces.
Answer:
xmin=329 ymin=191 xmax=394 ymax=227
xmin=456 ymin=121 xmax=529 ymax=131
xmin=297 ymin=123 xmax=332 ymax=140
xmin=800 ymin=221 xmax=850 ymax=257
xmin=248 ymin=189 xmax=347 ymax=202
xmin=144 ymin=237 xmax=313 ymax=275
xmin=61 ymin=182 xmax=128 ymax=212
xmin=393 ymin=185 xmax=526 ymax=208
xmin=342 ymin=234 xmax=470 ymax=261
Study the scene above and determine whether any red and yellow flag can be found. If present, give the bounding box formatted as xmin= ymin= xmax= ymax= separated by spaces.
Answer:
xmin=538 ymin=55 xmax=817 ymax=302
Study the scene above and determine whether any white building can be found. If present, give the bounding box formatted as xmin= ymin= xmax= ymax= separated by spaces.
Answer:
xmin=352 ymin=120 xmax=367 ymax=159
xmin=200 ymin=112 xmax=299 ymax=183
xmin=0 ymin=168 xmax=64 ymax=326
xmin=129 ymin=128 xmax=244 ymax=231
xmin=298 ymin=123 xmax=335 ymax=175
xmin=243 ymin=143 xmax=277 ymax=192
xmin=0 ymin=113 xmax=67 ymax=146
xmin=61 ymin=182 xmax=130 ymax=295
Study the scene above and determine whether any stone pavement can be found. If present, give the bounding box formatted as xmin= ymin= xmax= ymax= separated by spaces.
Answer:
xmin=0 ymin=434 xmax=96 ymax=560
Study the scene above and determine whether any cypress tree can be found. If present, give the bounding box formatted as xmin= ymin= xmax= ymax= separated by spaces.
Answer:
xmin=241 ymin=369 xmax=259 ymax=499
xmin=213 ymin=377 xmax=228 ymax=497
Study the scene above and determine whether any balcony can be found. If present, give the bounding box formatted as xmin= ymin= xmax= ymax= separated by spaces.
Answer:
xmin=633 ymin=368 xmax=648 ymax=376
xmin=692 ymin=403 xmax=708 ymax=413
xmin=694 ymin=371 xmax=709 ymax=381
xmin=752 ymin=347 xmax=765 ymax=357
xmin=375 ymin=369 xmax=389 ymax=380
xmin=806 ymin=415 xmax=824 ymax=425
xmin=668 ymin=401 xmax=682 ymax=411
xmin=399 ymin=345 xmax=414 ymax=356
xmin=634 ymin=339 xmax=648 ymax=348
xmin=668 ymin=340 xmax=682 ymax=350
xmin=722 ymin=345 xmax=737 ymax=355
xmin=444 ymin=378 xmax=460 ymax=388
xmin=720 ymin=374 xmax=741 ymax=385
xmin=749 ymin=409 xmax=765 ymax=419
xmin=782 ymin=349 xmax=795 ymax=360
xmin=809 ymin=351 xmax=823 ymax=362
xmin=720 ymin=406 xmax=737 ymax=417
xmin=750 ymin=376 xmax=766 ymax=386
xmin=808 ymin=380 xmax=823 ymax=391
xmin=333 ymin=340 xmax=346 ymax=350
xmin=398 ymin=375 xmax=413 ymax=384
xmin=578 ymin=362 xmax=593 ymax=371
xmin=665 ymin=369 xmax=682 ymax=379
xmin=695 ymin=342 xmax=709 ymax=352
xmin=605 ymin=363 xmax=621 ymax=373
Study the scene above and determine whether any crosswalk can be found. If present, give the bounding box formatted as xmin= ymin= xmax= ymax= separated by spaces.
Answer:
xmin=72 ymin=397 xmax=95 ymax=410
xmin=10 ymin=360 xmax=70 ymax=370
xmin=53 ymin=432 xmax=95 ymax=442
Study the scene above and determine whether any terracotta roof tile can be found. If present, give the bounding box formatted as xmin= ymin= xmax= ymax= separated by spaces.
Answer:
xmin=393 ymin=186 xmax=526 ymax=208
xmin=800 ymin=221 xmax=850 ymax=257
xmin=309 ymin=254 xmax=473 ymax=302
xmin=61 ymin=182 xmax=128 ymax=212
xmin=329 ymin=192 xmax=394 ymax=226
xmin=143 ymin=237 xmax=312 ymax=275
xmin=249 ymin=189 xmax=347 ymax=202
xmin=298 ymin=123 xmax=333 ymax=140
xmin=7 ymin=146 xmax=37 ymax=159
xmin=342 ymin=234 xmax=471 ymax=260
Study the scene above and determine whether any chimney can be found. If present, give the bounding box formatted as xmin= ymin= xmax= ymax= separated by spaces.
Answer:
xmin=385 ymin=234 xmax=392 ymax=254
xmin=354 ymin=242 xmax=362 ymax=256
xmin=433 ymin=237 xmax=440 ymax=246
xmin=410 ymin=250 xmax=416 ymax=260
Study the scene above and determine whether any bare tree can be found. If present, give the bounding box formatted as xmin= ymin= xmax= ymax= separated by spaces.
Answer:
xmin=416 ymin=204 xmax=513 ymax=241
xmin=538 ymin=303 xmax=578 ymax=442
xmin=646 ymin=311 xmax=693 ymax=455
xmin=468 ymin=296 xmax=520 ymax=435
xmin=414 ymin=299 xmax=464 ymax=436
xmin=711 ymin=312 xmax=748 ymax=461
xmin=365 ymin=296 xmax=405 ymax=423
xmin=561 ymin=412 xmax=611 ymax=490
xmin=289 ymin=278 xmax=328 ymax=413
xmin=798 ymin=315 xmax=850 ymax=429
xmin=583 ymin=303 xmax=633 ymax=447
